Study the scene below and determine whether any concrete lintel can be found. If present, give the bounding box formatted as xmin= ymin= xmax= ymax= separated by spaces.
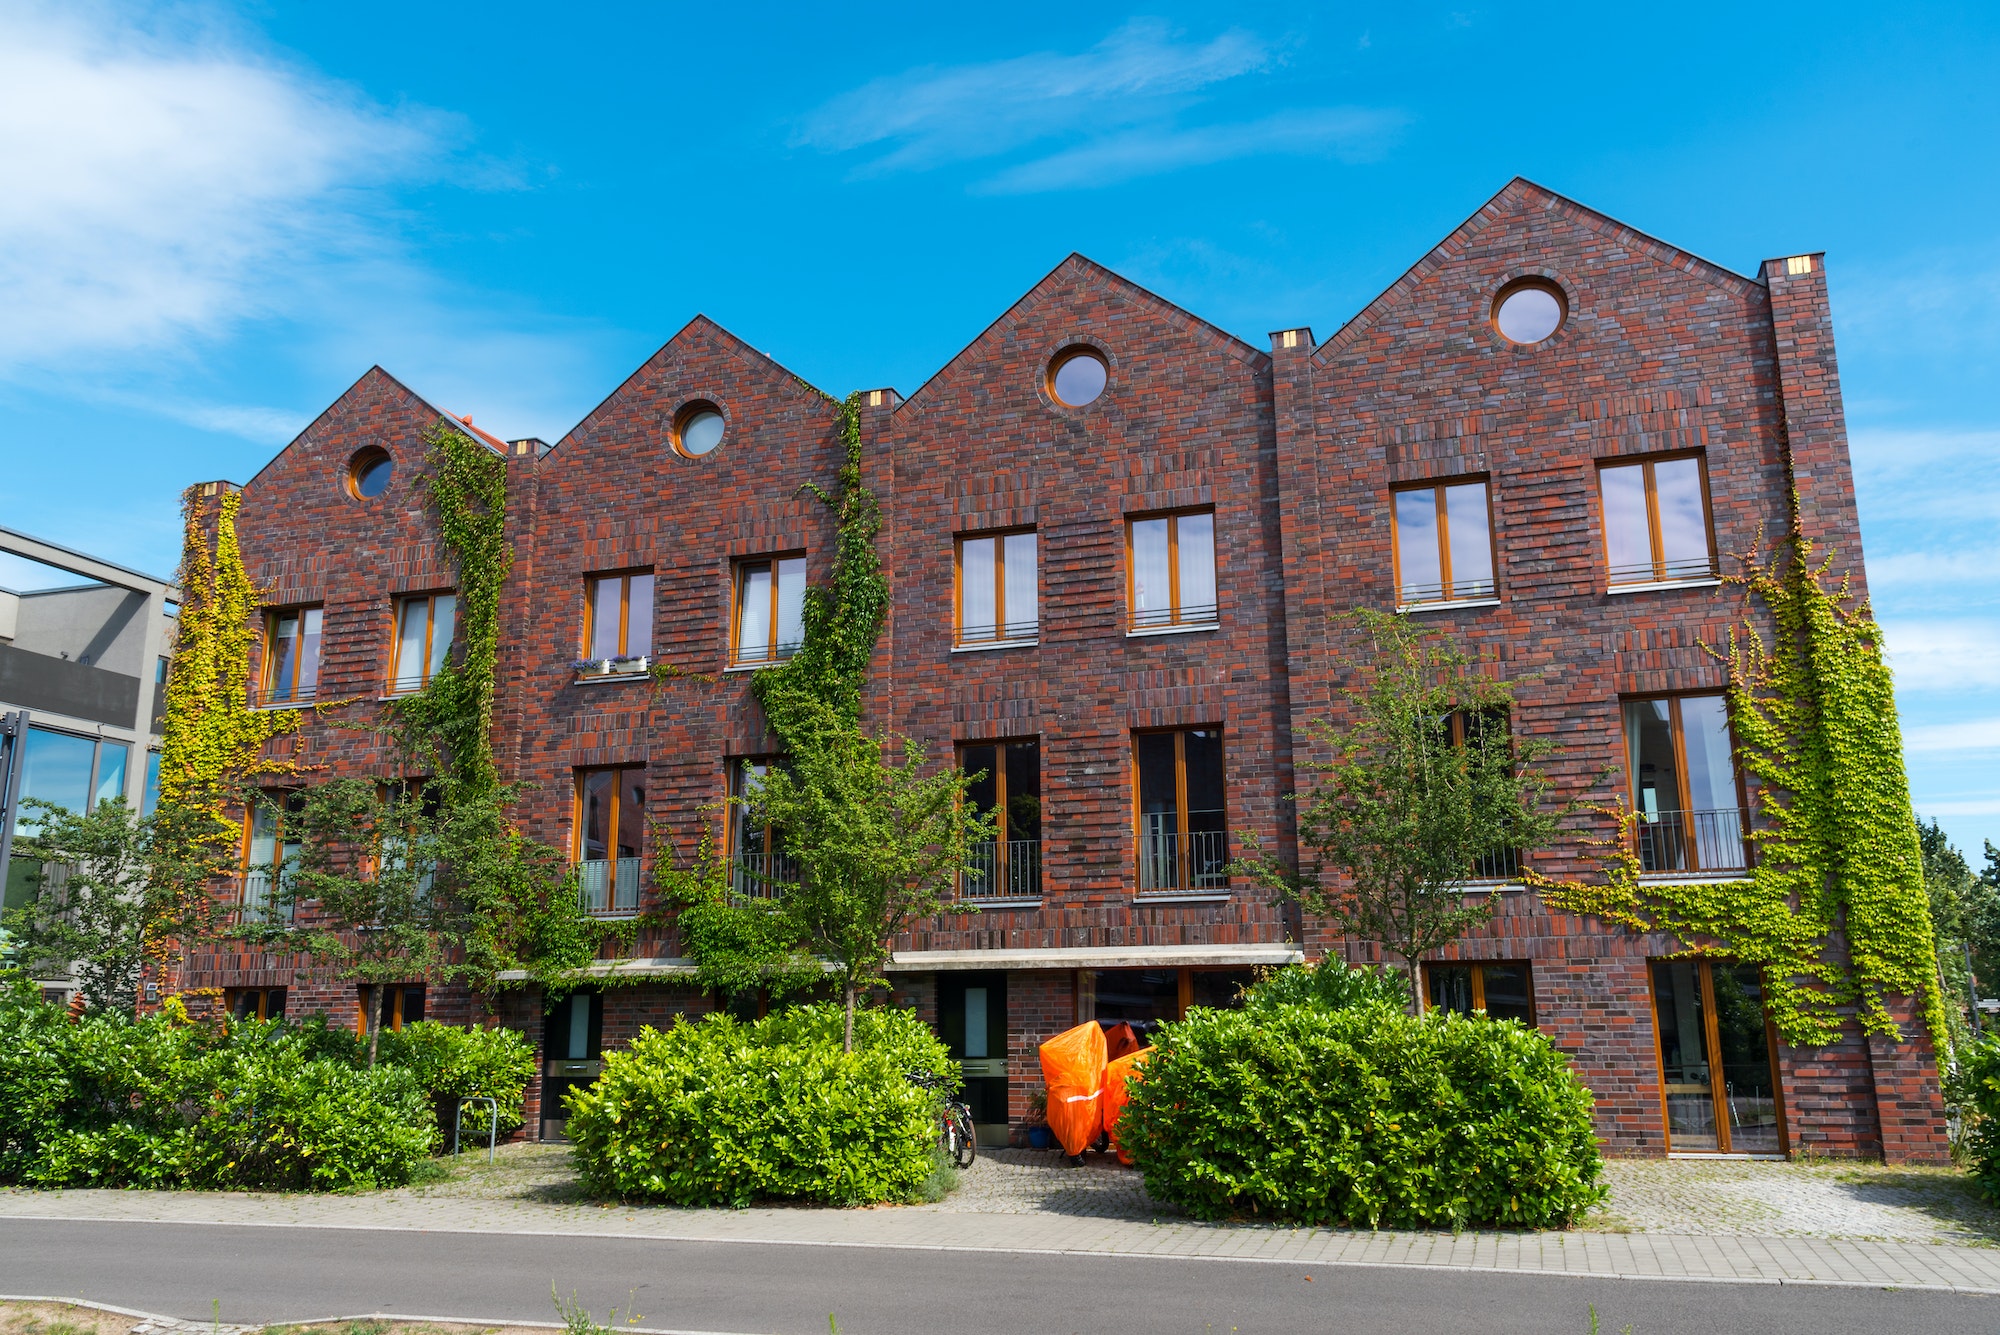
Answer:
xmin=887 ymin=944 xmax=1304 ymax=973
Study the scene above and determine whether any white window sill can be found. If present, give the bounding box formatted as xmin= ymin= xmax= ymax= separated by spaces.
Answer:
xmin=1397 ymin=597 xmax=1501 ymax=614
xmin=1133 ymin=891 xmax=1232 ymax=904
xmin=952 ymin=639 xmax=1040 ymax=654
xmin=1460 ymin=879 xmax=1525 ymax=892
xmin=1126 ymin=622 xmax=1220 ymax=639
xmin=1637 ymin=871 xmax=1751 ymax=885
xmin=574 ymin=671 xmax=650 ymax=684
xmin=1608 ymin=577 xmax=1722 ymax=595
xmin=963 ymin=897 xmax=1043 ymax=909
xmin=724 ymin=661 xmax=793 ymax=674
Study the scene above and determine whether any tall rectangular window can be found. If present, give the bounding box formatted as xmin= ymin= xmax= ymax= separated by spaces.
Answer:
xmin=258 ymin=606 xmax=323 ymax=706
xmin=1133 ymin=728 xmax=1227 ymax=893
xmin=1426 ymin=961 xmax=1535 ymax=1024
xmin=958 ymin=740 xmax=1041 ymax=900
xmin=1650 ymin=959 xmax=1783 ymax=1154
xmin=584 ymin=571 xmax=654 ymax=662
xmin=1128 ymin=511 xmax=1217 ymax=631
xmin=728 ymin=758 xmax=795 ymax=897
xmin=241 ymin=791 xmax=303 ymax=925
xmin=1392 ymin=480 xmax=1496 ymax=605
xmin=1599 ymin=455 xmax=1716 ymax=586
xmin=390 ymin=593 xmax=456 ymax=694
xmin=574 ymin=766 xmax=644 ymax=916
xmin=733 ymin=556 xmax=805 ymax=666
xmin=1624 ymin=695 xmax=1746 ymax=873
xmin=956 ymin=530 xmax=1038 ymax=646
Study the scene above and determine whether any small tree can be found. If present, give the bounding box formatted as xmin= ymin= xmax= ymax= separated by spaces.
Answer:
xmin=5 ymin=797 xmax=150 ymax=1012
xmin=1240 ymin=610 xmax=1563 ymax=1005
xmin=728 ymin=733 xmax=992 ymax=1050
xmin=260 ymin=779 xmax=458 ymax=1065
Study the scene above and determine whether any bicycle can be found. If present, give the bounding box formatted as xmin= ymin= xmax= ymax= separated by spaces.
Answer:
xmin=907 ymin=1069 xmax=977 ymax=1169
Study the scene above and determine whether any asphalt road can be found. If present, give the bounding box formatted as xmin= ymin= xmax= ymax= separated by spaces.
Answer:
xmin=0 ymin=1218 xmax=1993 ymax=1335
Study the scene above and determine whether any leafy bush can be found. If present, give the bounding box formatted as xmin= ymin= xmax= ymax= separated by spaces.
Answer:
xmin=565 ymin=1003 xmax=953 ymax=1206
xmin=375 ymin=1020 xmax=537 ymax=1137
xmin=0 ymin=978 xmax=440 ymax=1190
xmin=1239 ymin=958 xmax=1410 ymax=1014
xmin=1947 ymin=1034 xmax=2000 ymax=1198
xmin=1120 ymin=1002 xmax=1605 ymax=1228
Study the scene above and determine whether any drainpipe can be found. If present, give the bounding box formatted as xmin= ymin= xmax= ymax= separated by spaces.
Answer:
xmin=0 ymin=710 xmax=29 ymax=910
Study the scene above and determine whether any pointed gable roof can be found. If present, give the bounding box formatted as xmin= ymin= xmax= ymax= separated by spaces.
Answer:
xmin=1313 ymin=177 xmax=1766 ymax=365
xmin=242 ymin=365 xmax=500 ymax=490
xmin=895 ymin=252 xmax=1269 ymax=419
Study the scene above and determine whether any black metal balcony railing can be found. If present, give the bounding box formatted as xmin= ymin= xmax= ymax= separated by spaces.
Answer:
xmin=1397 ymin=576 xmax=1499 ymax=606
xmin=956 ymin=617 xmax=1040 ymax=646
xmin=960 ymin=840 xmax=1043 ymax=900
xmin=731 ymin=639 xmax=804 ymax=668
xmin=1472 ymin=846 xmax=1524 ymax=881
xmin=249 ymin=681 xmax=319 ymax=708
xmin=1137 ymin=827 xmax=1230 ymax=893
xmin=1131 ymin=602 xmax=1219 ymax=631
xmin=1608 ymin=555 xmax=1719 ymax=587
xmin=1637 ymin=807 xmax=1749 ymax=874
xmin=577 ymin=857 xmax=641 ymax=916
xmin=234 ymin=872 xmax=295 ymax=926
xmin=729 ymin=851 xmax=800 ymax=901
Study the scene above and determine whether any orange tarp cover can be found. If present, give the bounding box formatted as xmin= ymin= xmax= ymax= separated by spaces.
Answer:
xmin=1038 ymin=1020 xmax=1107 ymax=1156
xmin=1102 ymin=1047 xmax=1152 ymax=1164
xmin=1103 ymin=1022 xmax=1143 ymax=1061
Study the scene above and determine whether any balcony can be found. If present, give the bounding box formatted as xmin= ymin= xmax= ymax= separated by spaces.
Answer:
xmin=729 ymin=851 xmax=799 ymax=901
xmin=955 ymin=617 xmax=1039 ymax=649
xmin=959 ymin=839 xmax=1042 ymax=901
xmin=1636 ymin=808 xmax=1749 ymax=874
xmin=577 ymin=857 xmax=641 ymax=916
xmin=233 ymin=872 xmax=294 ymax=926
xmin=1472 ymin=846 xmax=1524 ymax=881
xmin=1608 ymin=555 xmax=1719 ymax=587
xmin=1137 ymin=826 xmax=1229 ymax=894
xmin=248 ymin=682 xmax=318 ymax=709
xmin=1130 ymin=602 xmax=1219 ymax=633
xmin=730 ymin=639 xmax=803 ymax=669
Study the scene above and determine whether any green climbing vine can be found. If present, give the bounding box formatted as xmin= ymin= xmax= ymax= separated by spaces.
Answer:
xmin=1532 ymin=515 xmax=1945 ymax=1053
xmin=147 ymin=488 xmax=307 ymax=965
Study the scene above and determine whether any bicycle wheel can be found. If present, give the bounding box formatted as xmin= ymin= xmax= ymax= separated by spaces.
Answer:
xmin=950 ymin=1103 xmax=977 ymax=1169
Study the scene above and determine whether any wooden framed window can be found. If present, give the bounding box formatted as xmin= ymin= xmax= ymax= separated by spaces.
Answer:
xmin=1132 ymin=728 xmax=1227 ymax=893
xmin=727 ymin=757 xmax=795 ymax=898
xmin=258 ymin=606 xmax=322 ymax=706
xmin=1622 ymin=694 xmax=1747 ymax=873
xmin=1437 ymin=709 xmax=1524 ymax=880
xmin=241 ymin=791 xmax=303 ymax=925
xmin=732 ymin=556 xmax=805 ymax=666
xmin=583 ymin=571 xmax=655 ymax=662
xmin=958 ymin=740 xmax=1042 ymax=900
xmin=955 ymin=530 xmax=1038 ymax=646
xmin=357 ymin=983 xmax=424 ymax=1036
xmin=1127 ymin=510 xmax=1217 ymax=631
xmin=573 ymin=766 xmax=645 ymax=916
xmin=378 ymin=778 xmax=438 ymax=901
xmin=226 ymin=987 xmax=287 ymax=1021
xmin=1598 ymin=454 xmax=1717 ymax=586
xmin=1425 ymin=961 xmax=1535 ymax=1024
xmin=1649 ymin=959 xmax=1785 ymax=1154
xmin=390 ymin=592 xmax=456 ymax=694
xmin=1391 ymin=479 xmax=1496 ymax=606
xmin=1088 ymin=967 xmax=1255 ymax=1041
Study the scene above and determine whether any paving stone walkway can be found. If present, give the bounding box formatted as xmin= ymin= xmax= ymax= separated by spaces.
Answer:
xmin=6 ymin=1145 xmax=2000 ymax=1296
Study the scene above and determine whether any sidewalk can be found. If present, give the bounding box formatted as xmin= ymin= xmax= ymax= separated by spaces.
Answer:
xmin=3 ymin=1146 xmax=1998 ymax=1297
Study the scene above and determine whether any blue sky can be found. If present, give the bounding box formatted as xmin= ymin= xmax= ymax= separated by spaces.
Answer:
xmin=0 ymin=2 xmax=1995 ymax=856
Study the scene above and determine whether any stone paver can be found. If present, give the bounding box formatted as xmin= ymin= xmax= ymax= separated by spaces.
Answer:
xmin=5 ymin=1145 xmax=2000 ymax=1296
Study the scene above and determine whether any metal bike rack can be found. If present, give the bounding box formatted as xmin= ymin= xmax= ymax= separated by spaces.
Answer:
xmin=453 ymin=1095 xmax=500 ymax=1162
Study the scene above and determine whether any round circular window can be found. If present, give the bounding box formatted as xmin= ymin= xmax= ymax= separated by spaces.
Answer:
xmin=1048 ymin=348 xmax=1108 ymax=407
xmin=347 ymin=448 xmax=392 ymax=499
xmin=675 ymin=403 xmax=725 ymax=457
xmin=1493 ymin=281 xmax=1566 ymax=345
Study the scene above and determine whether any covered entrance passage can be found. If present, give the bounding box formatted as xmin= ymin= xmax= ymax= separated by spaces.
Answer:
xmin=1650 ymin=959 xmax=1785 ymax=1154
xmin=940 ymin=972 xmax=1010 ymax=1147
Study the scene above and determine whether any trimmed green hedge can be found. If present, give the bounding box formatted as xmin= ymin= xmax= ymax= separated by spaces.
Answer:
xmin=1119 ymin=1002 xmax=1605 ymax=1228
xmin=1239 ymin=958 xmax=1410 ymax=1014
xmin=376 ymin=1020 xmax=537 ymax=1137
xmin=565 ymin=1004 xmax=954 ymax=1206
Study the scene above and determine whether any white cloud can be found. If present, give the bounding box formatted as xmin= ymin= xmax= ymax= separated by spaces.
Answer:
xmin=795 ymin=19 xmax=1397 ymax=191
xmin=1916 ymin=797 xmax=2000 ymax=820
xmin=1880 ymin=617 xmax=2000 ymax=691
xmin=1904 ymin=718 xmax=2000 ymax=753
xmin=0 ymin=3 xmax=445 ymax=371
xmin=977 ymin=107 xmax=1405 ymax=194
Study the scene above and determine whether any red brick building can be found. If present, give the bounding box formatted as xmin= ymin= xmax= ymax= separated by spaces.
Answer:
xmin=175 ymin=179 xmax=1948 ymax=1161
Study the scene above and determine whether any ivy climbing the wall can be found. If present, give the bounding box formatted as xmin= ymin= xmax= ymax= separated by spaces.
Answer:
xmin=1532 ymin=513 xmax=1945 ymax=1054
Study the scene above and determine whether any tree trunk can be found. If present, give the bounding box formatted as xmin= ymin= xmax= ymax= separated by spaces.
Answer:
xmin=1402 ymin=953 xmax=1425 ymax=1015
xmin=843 ymin=980 xmax=856 ymax=1053
xmin=366 ymin=982 xmax=385 ymax=1067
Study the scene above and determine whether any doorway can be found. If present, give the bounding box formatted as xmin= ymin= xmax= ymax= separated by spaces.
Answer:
xmin=541 ymin=989 xmax=603 ymax=1142
xmin=1649 ymin=959 xmax=1785 ymax=1154
xmin=939 ymin=972 xmax=1009 ymax=1147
